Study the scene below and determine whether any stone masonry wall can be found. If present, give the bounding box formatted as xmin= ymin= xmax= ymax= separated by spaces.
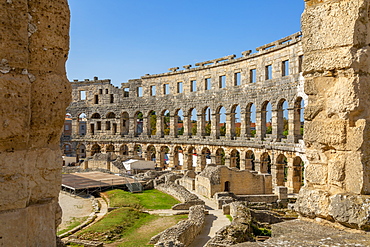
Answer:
xmin=296 ymin=0 xmax=370 ymax=230
xmin=0 ymin=1 xmax=71 ymax=246
xmin=150 ymin=205 xmax=206 ymax=247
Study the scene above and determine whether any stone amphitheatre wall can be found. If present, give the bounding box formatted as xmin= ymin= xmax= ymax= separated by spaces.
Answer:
xmin=0 ymin=0 xmax=71 ymax=246
xmin=66 ymin=32 xmax=307 ymax=194
xmin=296 ymin=0 xmax=370 ymax=230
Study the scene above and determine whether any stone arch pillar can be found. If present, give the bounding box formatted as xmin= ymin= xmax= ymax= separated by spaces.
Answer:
xmin=227 ymin=112 xmax=235 ymax=139
xmin=197 ymin=113 xmax=203 ymax=137
xmin=183 ymin=114 xmax=191 ymax=137
xmin=211 ymin=113 xmax=220 ymax=139
xmin=256 ymin=110 xmax=266 ymax=140
xmin=71 ymin=117 xmax=78 ymax=136
xmin=170 ymin=114 xmax=177 ymax=138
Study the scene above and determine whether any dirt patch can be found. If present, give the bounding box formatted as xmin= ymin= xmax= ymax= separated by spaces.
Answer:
xmin=58 ymin=192 xmax=93 ymax=230
xmin=137 ymin=216 xmax=179 ymax=234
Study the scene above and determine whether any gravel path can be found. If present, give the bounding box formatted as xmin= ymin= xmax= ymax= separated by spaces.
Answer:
xmin=58 ymin=192 xmax=93 ymax=230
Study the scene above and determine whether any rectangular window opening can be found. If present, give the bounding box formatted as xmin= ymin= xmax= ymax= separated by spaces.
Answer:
xmin=234 ymin=72 xmax=241 ymax=86
xmin=124 ymin=88 xmax=129 ymax=97
xmin=265 ymin=65 xmax=272 ymax=80
xmin=137 ymin=87 xmax=143 ymax=97
xmin=99 ymin=89 xmax=103 ymax=94
xmin=177 ymin=82 xmax=183 ymax=93
xmin=97 ymin=121 xmax=101 ymax=130
xmin=79 ymin=90 xmax=86 ymax=100
xmin=110 ymin=94 xmax=114 ymax=103
xmin=299 ymin=55 xmax=303 ymax=73
xmin=164 ymin=84 xmax=170 ymax=95
xmin=205 ymin=78 xmax=211 ymax=90
xmin=250 ymin=69 xmax=256 ymax=83
xmin=282 ymin=60 xmax=289 ymax=77
xmin=105 ymin=89 xmax=108 ymax=94
xmin=191 ymin=80 xmax=197 ymax=92
xmin=219 ymin=76 xmax=226 ymax=88
xmin=151 ymin=85 xmax=156 ymax=96
xmin=94 ymin=95 xmax=99 ymax=104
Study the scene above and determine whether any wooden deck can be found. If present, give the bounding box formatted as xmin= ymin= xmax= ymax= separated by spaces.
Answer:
xmin=62 ymin=171 xmax=138 ymax=191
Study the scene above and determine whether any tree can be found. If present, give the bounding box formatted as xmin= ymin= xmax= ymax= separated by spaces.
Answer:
xmin=191 ymin=121 xmax=197 ymax=135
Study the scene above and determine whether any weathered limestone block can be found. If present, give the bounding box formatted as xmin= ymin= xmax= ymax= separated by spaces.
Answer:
xmin=297 ymin=0 xmax=370 ymax=229
xmin=0 ymin=0 xmax=70 ymax=246
xmin=150 ymin=205 xmax=205 ymax=247
xmin=205 ymin=202 xmax=254 ymax=247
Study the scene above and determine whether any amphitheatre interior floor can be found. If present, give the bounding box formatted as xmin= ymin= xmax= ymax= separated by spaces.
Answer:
xmin=61 ymin=171 xmax=139 ymax=191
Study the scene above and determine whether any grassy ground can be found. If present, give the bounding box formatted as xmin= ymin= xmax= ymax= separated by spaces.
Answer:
xmin=106 ymin=189 xmax=180 ymax=209
xmin=76 ymin=189 xmax=185 ymax=245
xmin=57 ymin=216 xmax=88 ymax=235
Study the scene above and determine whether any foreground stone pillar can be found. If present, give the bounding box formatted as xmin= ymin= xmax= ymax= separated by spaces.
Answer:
xmin=296 ymin=0 xmax=370 ymax=230
xmin=0 ymin=1 xmax=71 ymax=246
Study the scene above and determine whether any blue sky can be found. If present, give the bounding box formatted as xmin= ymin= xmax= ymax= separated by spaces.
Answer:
xmin=67 ymin=1 xmax=304 ymax=86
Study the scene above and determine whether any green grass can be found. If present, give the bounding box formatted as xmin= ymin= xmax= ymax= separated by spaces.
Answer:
xmin=226 ymin=214 xmax=233 ymax=222
xmin=106 ymin=189 xmax=180 ymax=210
xmin=57 ymin=216 xmax=88 ymax=235
xmin=117 ymin=214 xmax=188 ymax=247
xmin=77 ymin=207 xmax=156 ymax=242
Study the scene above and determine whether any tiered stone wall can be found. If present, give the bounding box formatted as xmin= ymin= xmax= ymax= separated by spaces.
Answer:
xmin=0 ymin=0 xmax=71 ymax=246
xmin=66 ymin=32 xmax=307 ymax=194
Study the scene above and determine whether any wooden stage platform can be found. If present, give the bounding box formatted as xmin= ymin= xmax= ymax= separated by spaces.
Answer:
xmin=61 ymin=171 xmax=140 ymax=192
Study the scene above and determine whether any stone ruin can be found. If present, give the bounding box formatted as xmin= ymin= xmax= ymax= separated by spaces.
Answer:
xmin=3 ymin=0 xmax=370 ymax=246
xmin=0 ymin=0 xmax=71 ymax=246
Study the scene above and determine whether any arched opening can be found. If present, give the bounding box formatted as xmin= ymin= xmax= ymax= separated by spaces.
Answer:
xmin=105 ymin=112 xmax=116 ymax=133
xmin=175 ymin=109 xmax=184 ymax=136
xmin=162 ymin=110 xmax=170 ymax=136
xmin=76 ymin=144 xmax=86 ymax=163
xmin=119 ymin=144 xmax=129 ymax=155
xmin=245 ymin=150 xmax=255 ymax=170
xmin=261 ymin=101 xmax=272 ymax=138
xmin=201 ymin=147 xmax=211 ymax=171
xmin=121 ymin=112 xmax=129 ymax=135
xmin=216 ymin=148 xmax=225 ymax=166
xmin=148 ymin=110 xmax=157 ymax=136
xmin=106 ymin=112 xmax=116 ymax=118
xmin=276 ymin=99 xmax=288 ymax=141
xmin=224 ymin=181 xmax=230 ymax=192
xmin=78 ymin=113 xmax=87 ymax=136
xmin=91 ymin=144 xmax=101 ymax=156
xmin=294 ymin=97 xmax=305 ymax=140
xmin=187 ymin=146 xmax=197 ymax=170
xmin=217 ymin=106 xmax=226 ymax=137
xmin=147 ymin=145 xmax=156 ymax=163
xmin=160 ymin=146 xmax=170 ymax=169
xmin=106 ymin=144 xmax=115 ymax=153
xmin=275 ymin=154 xmax=288 ymax=186
xmin=292 ymin=156 xmax=304 ymax=193
xmin=230 ymin=149 xmax=240 ymax=169
xmin=174 ymin=146 xmax=183 ymax=169
xmin=260 ymin=152 xmax=271 ymax=174
xmin=231 ymin=105 xmax=241 ymax=138
xmin=189 ymin=108 xmax=197 ymax=136
xmin=135 ymin=111 xmax=143 ymax=136
xmin=246 ymin=103 xmax=256 ymax=137
xmin=202 ymin=107 xmax=212 ymax=136
xmin=91 ymin=113 xmax=101 ymax=119
xmin=63 ymin=143 xmax=72 ymax=156
xmin=133 ymin=144 xmax=142 ymax=157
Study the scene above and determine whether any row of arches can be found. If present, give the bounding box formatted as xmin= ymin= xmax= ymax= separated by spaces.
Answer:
xmin=71 ymin=97 xmax=304 ymax=142
xmin=87 ymin=142 xmax=304 ymax=193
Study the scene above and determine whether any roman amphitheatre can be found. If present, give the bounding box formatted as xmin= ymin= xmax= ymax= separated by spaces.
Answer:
xmin=2 ymin=0 xmax=370 ymax=246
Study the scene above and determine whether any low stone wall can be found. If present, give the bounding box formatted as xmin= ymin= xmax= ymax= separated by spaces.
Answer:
xmin=156 ymin=182 xmax=205 ymax=210
xmin=205 ymin=202 xmax=254 ymax=247
xmin=150 ymin=205 xmax=206 ymax=247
